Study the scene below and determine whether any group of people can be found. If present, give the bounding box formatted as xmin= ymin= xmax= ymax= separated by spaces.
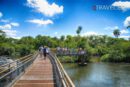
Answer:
xmin=56 ymin=47 xmax=86 ymax=55
xmin=38 ymin=46 xmax=50 ymax=59
xmin=56 ymin=47 xmax=71 ymax=54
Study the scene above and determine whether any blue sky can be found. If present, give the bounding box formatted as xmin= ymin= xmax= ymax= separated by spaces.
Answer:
xmin=0 ymin=0 xmax=130 ymax=39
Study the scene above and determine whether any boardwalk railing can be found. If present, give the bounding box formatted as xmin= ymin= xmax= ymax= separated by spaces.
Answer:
xmin=49 ymin=53 xmax=75 ymax=87
xmin=0 ymin=53 xmax=38 ymax=87
xmin=0 ymin=52 xmax=75 ymax=87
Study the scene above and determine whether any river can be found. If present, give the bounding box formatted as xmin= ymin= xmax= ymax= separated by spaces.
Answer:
xmin=63 ymin=63 xmax=130 ymax=87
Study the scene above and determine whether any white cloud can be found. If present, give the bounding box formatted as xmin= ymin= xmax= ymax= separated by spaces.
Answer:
xmin=112 ymin=1 xmax=130 ymax=11
xmin=120 ymin=35 xmax=130 ymax=39
xmin=120 ymin=29 xmax=129 ymax=34
xmin=27 ymin=19 xmax=53 ymax=25
xmin=0 ymin=22 xmax=19 ymax=29
xmin=0 ymin=19 xmax=20 ymax=38
xmin=54 ymin=32 xmax=58 ymax=35
xmin=124 ymin=16 xmax=130 ymax=27
xmin=1 ymin=26 xmax=20 ymax=39
xmin=0 ymin=24 xmax=12 ymax=29
xmin=104 ymin=26 xmax=119 ymax=30
xmin=27 ymin=0 xmax=63 ymax=17
xmin=13 ymin=36 xmax=21 ymax=39
xmin=0 ymin=19 xmax=9 ymax=23
xmin=10 ymin=22 xmax=19 ymax=27
xmin=81 ymin=31 xmax=101 ymax=36
xmin=2 ymin=29 xmax=17 ymax=38
xmin=0 ymin=12 xmax=3 ymax=18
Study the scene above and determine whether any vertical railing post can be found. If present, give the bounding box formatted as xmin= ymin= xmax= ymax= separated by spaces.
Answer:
xmin=9 ymin=63 xmax=12 ymax=84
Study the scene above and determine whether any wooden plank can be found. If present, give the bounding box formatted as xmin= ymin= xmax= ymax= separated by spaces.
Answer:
xmin=12 ymin=55 xmax=55 ymax=87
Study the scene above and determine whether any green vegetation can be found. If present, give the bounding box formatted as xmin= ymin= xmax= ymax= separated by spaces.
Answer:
xmin=0 ymin=27 xmax=130 ymax=63
xmin=76 ymin=26 xmax=82 ymax=36
xmin=0 ymin=30 xmax=35 ymax=58
xmin=113 ymin=29 xmax=120 ymax=38
xmin=58 ymin=56 xmax=78 ymax=63
xmin=89 ymin=57 xmax=100 ymax=63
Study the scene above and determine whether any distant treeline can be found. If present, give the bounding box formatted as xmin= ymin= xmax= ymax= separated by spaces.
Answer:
xmin=0 ymin=29 xmax=130 ymax=62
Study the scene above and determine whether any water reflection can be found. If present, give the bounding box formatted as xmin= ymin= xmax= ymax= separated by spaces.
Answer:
xmin=63 ymin=63 xmax=130 ymax=87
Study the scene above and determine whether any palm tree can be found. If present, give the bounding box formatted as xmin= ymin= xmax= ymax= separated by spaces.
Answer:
xmin=76 ymin=26 xmax=82 ymax=36
xmin=113 ymin=29 xmax=120 ymax=38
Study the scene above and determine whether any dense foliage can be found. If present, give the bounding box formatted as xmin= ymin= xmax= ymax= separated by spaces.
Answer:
xmin=0 ymin=29 xmax=130 ymax=62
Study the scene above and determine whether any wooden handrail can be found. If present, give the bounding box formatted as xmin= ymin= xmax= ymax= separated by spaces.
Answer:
xmin=57 ymin=58 xmax=75 ymax=87
xmin=0 ymin=54 xmax=34 ymax=74
xmin=0 ymin=54 xmax=33 ymax=68
xmin=50 ymin=53 xmax=75 ymax=87
xmin=55 ymin=55 xmax=75 ymax=87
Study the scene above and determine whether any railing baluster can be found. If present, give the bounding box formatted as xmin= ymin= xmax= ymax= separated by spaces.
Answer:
xmin=0 ymin=52 xmax=38 ymax=87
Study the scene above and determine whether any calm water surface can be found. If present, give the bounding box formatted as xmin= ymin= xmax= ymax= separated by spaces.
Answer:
xmin=63 ymin=63 xmax=130 ymax=87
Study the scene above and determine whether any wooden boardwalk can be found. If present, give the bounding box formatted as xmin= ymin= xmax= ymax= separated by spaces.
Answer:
xmin=13 ymin=55 xmax=55 ymax=87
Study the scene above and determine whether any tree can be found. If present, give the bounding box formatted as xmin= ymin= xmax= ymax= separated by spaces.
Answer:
xmin=127 ymin=25 xmax=130 ymax=29
xmin=0 ymin=30 xmax=6 ymax=43
xmin=19 ymin=36 xmax=34 ymax=45
xmin=129 ymin=37 xmax=130 ymax=41
xmin=0 ymin=43 xmax=15 ymax=56
xmin=76 ymin=26 xmax=82 ymax=36
xmin=0 ymin=30 xmax=6 ymax=36
xmin=60 ymin=35 xmax=65 ymax=41
xmin=113 ymin=29 xmax=120 ymax=38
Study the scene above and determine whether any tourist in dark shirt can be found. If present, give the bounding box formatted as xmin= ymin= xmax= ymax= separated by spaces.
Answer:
xmin=43 ymin=46 xmax=47 ymax=60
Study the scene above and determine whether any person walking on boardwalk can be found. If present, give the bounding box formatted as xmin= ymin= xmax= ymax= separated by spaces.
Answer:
xmin=39 ymin=45 xmax=43 ymax=58
xmin=46 ymin=46 xmax=50 ymax=55
xmin=43 ymin=46 xmax=47 ymax=59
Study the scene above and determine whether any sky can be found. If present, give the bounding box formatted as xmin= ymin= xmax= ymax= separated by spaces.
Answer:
xmin=0 ymin=0 xmax=130 ymax=39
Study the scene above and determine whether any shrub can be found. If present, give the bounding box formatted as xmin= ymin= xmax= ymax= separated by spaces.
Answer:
xmin=0 ymin=43 xmax=15 ymax=56
xmin=58 ymin=56 xmax=78 ymax=63
xmin=101 ymin=54 xmax=110 ymax=62
xmin=101 ymin=50 xmax=125 ymax=62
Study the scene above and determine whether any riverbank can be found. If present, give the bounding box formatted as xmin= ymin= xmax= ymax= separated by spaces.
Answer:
xmin=58 ymin=56 xmax=130 ymax=64
xmin=58 ymin=56 xmax=101 ymax=63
